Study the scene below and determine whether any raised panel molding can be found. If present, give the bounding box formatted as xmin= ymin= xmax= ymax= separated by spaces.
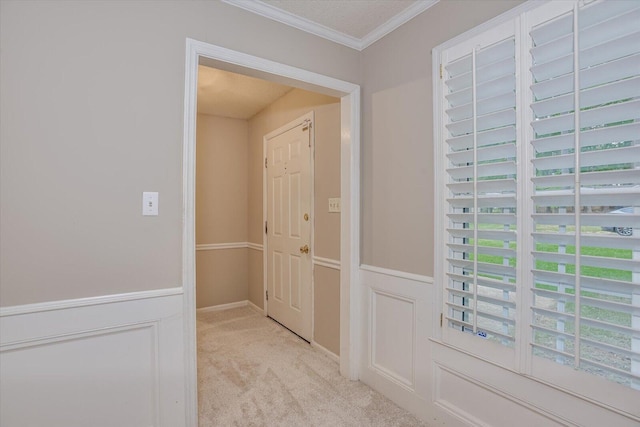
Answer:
xmin=370 ymin=289 xmax=415 ymax=390
xmin=431 ymin=342 xmax=639 ymax=426
xmin=0 ymin=290 xmax=185 ymax=427
xmin=359 ymin=267 xmax=449 ymax=424
xmin=433 ymin=364 xmax=568 ymax=427
xmin=2 ymin=323 xmax=160 ymax=427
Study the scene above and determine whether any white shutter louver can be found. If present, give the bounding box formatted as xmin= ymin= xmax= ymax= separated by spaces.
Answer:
xmin=529 ymin=1 xmax=640 ymax=389
xmin=444 ymin=34 xmax=518 ymax=346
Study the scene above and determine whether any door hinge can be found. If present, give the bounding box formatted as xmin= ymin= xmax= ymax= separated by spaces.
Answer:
xmin=440 ymin=64 xmax=443 ymax=79
xmin=302 ymin=120 xmax=312 ymax=147
xmin=265 ymin=221 xmax=268 ymax=234
xmin=266 ymin=290 xmax=268 ymax=301
xmin=265 ymin=157 xmax=268 ymax=168
xmin=440 ymin=313 xmax=444 ymax=327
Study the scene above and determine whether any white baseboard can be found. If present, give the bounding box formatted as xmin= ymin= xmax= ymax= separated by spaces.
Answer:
xmin=311 ymin=340 xmax=340 ymax=364
xmin=247 ymin=300 xmax=264 ymax=314
xmin=196 ymin=300 xmax=248 ymax=313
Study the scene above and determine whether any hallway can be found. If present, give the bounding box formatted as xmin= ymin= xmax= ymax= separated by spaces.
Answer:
xmin=197 ymin=307 xmax=427 ymax=426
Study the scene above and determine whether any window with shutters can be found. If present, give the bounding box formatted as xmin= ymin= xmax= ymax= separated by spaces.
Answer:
xmin=437 ymin=18 xmax=521 ymax=366
xmin=434 ymin=0 xmax=639 ymax=411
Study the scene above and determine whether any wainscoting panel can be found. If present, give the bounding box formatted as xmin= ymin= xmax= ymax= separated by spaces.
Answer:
xmin=359 ymin=266 xmax=639 ymax=427
xmin=371 ymin=290 xmax=415 ymax=389
xmin=0 ymin=289 xmax=185 ymax=427
xmin=434 ymin=364 xmax=563 ymax=427
xmin=359 ymin=265 xmax=451 ymax=423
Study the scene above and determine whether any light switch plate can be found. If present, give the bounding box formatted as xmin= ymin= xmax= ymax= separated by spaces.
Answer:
xmin=143 ymin=192 xmax=159 ymax=216
xmin=328 ymin=197 xmax=341 ymax=213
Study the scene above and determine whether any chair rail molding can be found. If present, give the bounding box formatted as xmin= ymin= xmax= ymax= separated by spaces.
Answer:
xmin=313 ymin=256 xmax=341 ymax=270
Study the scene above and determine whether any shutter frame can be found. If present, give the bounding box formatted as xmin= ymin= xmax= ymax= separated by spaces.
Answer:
xmin=438 ymin=17 xmax=520 ymax=366
xmin=529 ymin=0 xmax=640 ymax=393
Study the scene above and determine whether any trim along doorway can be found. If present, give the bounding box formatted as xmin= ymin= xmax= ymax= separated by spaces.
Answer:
xmin=181 ymin=38 xmax=361 ymax=426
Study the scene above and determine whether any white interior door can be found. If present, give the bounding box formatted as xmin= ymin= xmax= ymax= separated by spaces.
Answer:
xmin=266 ymin=115 xmax=313 ymax=341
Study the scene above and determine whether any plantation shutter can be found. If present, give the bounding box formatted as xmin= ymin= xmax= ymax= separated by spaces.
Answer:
xmin=529 ymin=1 xmax=640 ymax=389
xmin=442 ymin=22 xmax=518 ymax=355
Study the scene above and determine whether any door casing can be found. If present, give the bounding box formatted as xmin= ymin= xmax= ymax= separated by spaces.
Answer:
xmin=182 ymin=38 xmax=361 ymax=426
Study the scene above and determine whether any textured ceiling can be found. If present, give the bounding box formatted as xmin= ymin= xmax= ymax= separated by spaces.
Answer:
xmin=262 ymin=0 xmax=418 ymax=39
xmin=197 ymin=65 xmax=293 ymax=120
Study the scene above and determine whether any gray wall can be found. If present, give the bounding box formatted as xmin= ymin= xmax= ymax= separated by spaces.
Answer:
xmin=196 ymin=114 xmax=248 ymax=308
xmin=0 ymin=0 xmax=360 ymax=306
xmin=360 ymin=0 xmax=523 ymax=276
xmin=1 ymin=0 xmax=524 ymax=306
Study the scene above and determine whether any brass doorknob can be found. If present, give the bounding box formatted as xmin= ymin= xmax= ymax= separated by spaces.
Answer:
xmin=299 ymin=245 xmax=309 ymax=254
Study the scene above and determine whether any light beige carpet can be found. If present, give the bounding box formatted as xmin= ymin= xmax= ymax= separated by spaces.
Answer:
xmin=197 ymin=306 xmax=428 ymax=426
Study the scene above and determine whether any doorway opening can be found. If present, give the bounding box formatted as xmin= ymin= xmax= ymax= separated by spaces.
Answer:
xmin=182 ymin=39 xmax=361 ymax=424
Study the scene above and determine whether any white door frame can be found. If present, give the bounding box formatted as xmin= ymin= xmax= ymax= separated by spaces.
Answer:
xmin=181 ymin=38 xmax=360 ymax=426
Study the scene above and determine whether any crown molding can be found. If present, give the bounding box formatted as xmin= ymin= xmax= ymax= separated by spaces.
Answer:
xmin=222 ymin=0 xmax=439 ymax=51
xmin=360 ymin=0 xmax=438 ymax=49
xmin=222 ymin=0 xmax=361 ymax=49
